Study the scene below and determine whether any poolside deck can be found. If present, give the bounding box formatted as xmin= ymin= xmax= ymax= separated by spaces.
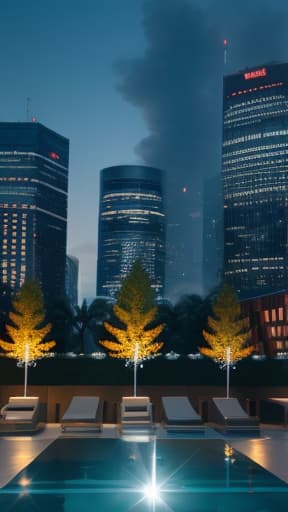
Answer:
xmin=0 ymin=423 xmax=287 ymax=488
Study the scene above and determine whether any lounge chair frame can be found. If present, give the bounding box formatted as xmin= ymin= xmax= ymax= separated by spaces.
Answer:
xmin=209 ymin=397 xmax=259 ymax=433
xmin=161 ymin=396 xmax=203 ymax=433
xmin=0 ymin=396 xmax=41 ymax=433
xmin=61 ymin=396 xmax=103 ymax=432
xmin=119 ymin=396 xmax=153 ymax=433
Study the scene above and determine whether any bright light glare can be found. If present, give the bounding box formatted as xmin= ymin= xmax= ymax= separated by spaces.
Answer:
xmin=19 ymin=476 xmax=31 ymax=487
xmin=143 ymin=483 xmax=160 ymax=502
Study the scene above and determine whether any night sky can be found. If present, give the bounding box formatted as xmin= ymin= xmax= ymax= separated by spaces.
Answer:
xmin=1 ymin=0 xmax=288 ymax=301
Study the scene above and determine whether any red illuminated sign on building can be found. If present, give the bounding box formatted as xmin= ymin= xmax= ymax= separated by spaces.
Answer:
xmin=244 ymin=67 xmax=267 ymax=80
xmin=49 ymin=152 xmax=60 ymax=161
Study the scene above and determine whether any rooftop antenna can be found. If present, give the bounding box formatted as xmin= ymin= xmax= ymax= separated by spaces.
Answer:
xmin=223 ymin=39 xmax=228 ymax=66
xmin=26 ymin=97 xmax=31 ymax=122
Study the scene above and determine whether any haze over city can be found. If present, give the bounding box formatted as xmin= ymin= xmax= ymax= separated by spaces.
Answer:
xmin=2 ymin=0 xmax=288 ymax=301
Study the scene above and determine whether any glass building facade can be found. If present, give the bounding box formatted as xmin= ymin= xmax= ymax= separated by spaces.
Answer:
xmin=96 ymin=165 xmax=166 ymax=298
xmin=222 ymin=62 xmax=288 ymax=299
xmin=66 ymin=255 xmax=79 ymax=307
xmin=0 ymin=122 xmax=69 ymax=304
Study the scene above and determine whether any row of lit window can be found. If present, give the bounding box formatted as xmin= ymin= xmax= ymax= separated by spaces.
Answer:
xmin=222 ymin=158 xmax=288 ymax=173
xmin=103 ymin=192 xmax=161 ymax=201
xmin=224 ymin=99 xmax=285 ymax=119
xmin=0 ymin=151 xmax=68 ymax=172
xmin=0 ymin=177 xmax=30 ymax=181
xmin=227 ymin=95 xmax=283 ymax=109
xmin=264 ymin=308 xmax=285 ymax=323
xmin=223 ymin=129 xmax=288 ymax=147
xmin=224 ymin=198 xmax=283 ymax=207
xmin=225 ymin=268 xmax=249 ymax=274
xmin=223 ymin=142 xmax=288 ymax=159
xmin=228 ymin=257 xmax=283 ymax=263
xmin=224 ymin=149 xmax=288 ymax=166
xmin=101 ymin=209 xmax=165 ymax=217
xmin=275 ymin=342 xmax=288 ymax=350
xmin=224 ymin=185 xmax=285 ymax=199
xmin=224 ymin=108 xmax=288 ymax=126
xmin=226 ymin=81 xmax=284 ymax=99
xmin=223 ymin=167 xmax=286 ymax=181
xmin=267 ymin=326 xmax=288 ymax=338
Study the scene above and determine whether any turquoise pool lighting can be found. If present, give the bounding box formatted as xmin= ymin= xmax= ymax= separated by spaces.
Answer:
xmin=0 ymin=438 xmax=287 ymax=511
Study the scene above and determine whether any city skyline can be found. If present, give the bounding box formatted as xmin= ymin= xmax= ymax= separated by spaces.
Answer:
xmin=2 ymin=1 xmax=288 ymax=301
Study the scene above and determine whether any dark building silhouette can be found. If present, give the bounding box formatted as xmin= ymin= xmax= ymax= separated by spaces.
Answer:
xmin=66 ymin=255 xmax=79 ymax=306
xmin=202 ymin=174 xmax=223 ymax=296
xmin=222 ymin=62 xmax=288 ymax=299
xmin=97 ymin=165 xmax=166 ymax=298
xmin=0 ymin=122 xmax=69 ymax=303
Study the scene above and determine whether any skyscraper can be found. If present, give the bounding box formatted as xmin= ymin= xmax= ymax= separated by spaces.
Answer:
xmin=222 ymin=62 xmax=288 ymax=299
xmin=0 ymin=122 xmax=69 ymax=303
xmin=66 ymin=255 xmax=79 ymax=307
xmin=97 ymin=165 xmax=166 ymax=298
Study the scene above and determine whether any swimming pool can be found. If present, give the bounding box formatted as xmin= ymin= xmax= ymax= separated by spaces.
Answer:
xmin=0 ymin=438 xmax=287 ymax=511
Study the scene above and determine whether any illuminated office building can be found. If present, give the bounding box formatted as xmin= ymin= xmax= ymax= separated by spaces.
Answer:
xmin=0 ymin=122 xmax=69 ymax=303
xmin=97 ymin=165 xmax=166 ymax=298
xmin=222 ymin=62 xmax=288 ymax=299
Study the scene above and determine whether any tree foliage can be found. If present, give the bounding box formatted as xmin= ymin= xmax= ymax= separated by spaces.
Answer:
xmin=0 ymin=280 xmax=55 ymax=362
xmin=199 ymin=283 xmax=253 ymax=364
xmin=99 ymin=260 xmax=164 ymax=361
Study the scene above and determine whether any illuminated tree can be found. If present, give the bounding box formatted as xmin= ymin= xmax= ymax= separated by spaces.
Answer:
xmin=199 ymin=283 xmax=253 ymax=397
xmin=99 ymin=260 xmax=164 ymax=395
xmin=0 ymin=280 xmax=55 ymax=396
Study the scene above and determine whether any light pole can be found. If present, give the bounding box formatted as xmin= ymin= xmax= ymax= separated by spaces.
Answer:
xmin=226 ymin=346 xmax=231 ymax=399
xmin=133 ymin=343 xmax=139 ymax=397
xmin=24 ymin=343 xmax=30 ymax=398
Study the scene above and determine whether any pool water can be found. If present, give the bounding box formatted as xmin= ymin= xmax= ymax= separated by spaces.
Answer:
xmin=0 ymin=438 xmax=287 ymax=511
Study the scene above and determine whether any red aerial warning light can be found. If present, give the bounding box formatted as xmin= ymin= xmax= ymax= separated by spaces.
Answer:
xmin=32 ymin=116 xmax=36 ymax=123
xmin=49 ymin=151 xmax=60 ymax=161
xmin=182 ymin=187 xmax=187 ymax=193
xmin=223 ymin=39 xmax=228 ymax=46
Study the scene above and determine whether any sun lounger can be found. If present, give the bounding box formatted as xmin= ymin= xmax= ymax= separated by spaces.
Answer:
xmin=0 ymin=396 xmax=41 ymax=433
xmin=61 ymin=396 xmax=103 ymax=432
xmin=209 ymin=397 xmax=259 ymax=433
xmin=120 ymin=396 xmax=153 ymax=433
xmin=161 ymin=396 xmax=203 ymax=432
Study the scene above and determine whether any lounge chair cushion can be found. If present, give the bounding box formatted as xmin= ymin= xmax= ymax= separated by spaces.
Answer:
xmin=162 ymin=396 xmax=202 ymax=423
xmin=62 ymin=396 xmax=100 ymax=422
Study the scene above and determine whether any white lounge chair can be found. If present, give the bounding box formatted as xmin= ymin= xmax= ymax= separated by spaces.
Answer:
xmin=61 ymin=396 xmax=103 ymax=432
xmin=209 ymin=397 xmax=259 ymax=433
xmin=120 ymin=396 xmax=153 ymax=433
xmin=161 ymin=396 xmax=203 ymax=432
xmin=0 ymin=396 xmax=41 ymax=433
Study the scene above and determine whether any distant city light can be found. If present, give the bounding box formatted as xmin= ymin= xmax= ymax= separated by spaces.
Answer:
xmin=49 ymin=151 xmax=60 ymax=160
